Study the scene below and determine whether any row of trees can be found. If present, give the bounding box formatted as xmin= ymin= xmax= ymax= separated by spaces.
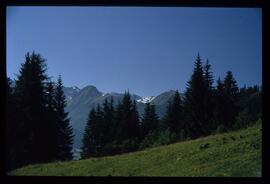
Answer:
xmin=6 ymin=52 xmax=261 ymax=169
xmin=81 ymin=94 xmax=141 ymax=158
xmin=81 ymin=54 xmax=262 ymax=158
xmin=6 ymin=52 xmax=74 ymax=171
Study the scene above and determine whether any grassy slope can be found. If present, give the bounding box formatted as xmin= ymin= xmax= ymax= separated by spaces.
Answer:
xmin=10 ymin=123 xmax=261 ymax=176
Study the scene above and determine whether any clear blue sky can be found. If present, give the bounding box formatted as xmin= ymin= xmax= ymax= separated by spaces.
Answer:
xmin=7 ymin=7 xmax=262 ymax=96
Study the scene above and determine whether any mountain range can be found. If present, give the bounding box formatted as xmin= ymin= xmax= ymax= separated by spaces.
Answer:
xmin=63 ymin=85 xmax=180 ymax=149
xmin=9 ymin=80 xmax=180 ymax=149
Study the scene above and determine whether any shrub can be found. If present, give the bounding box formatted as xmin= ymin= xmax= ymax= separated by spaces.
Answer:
xmin=152 ymin=129 xmax=177 ymax=147
xmin=139 ymin=129 xmax=177 ymax=150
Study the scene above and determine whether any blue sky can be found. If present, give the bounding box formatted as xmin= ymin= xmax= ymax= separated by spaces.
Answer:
xmin=7 ymin=7 xmax=262 ymax=96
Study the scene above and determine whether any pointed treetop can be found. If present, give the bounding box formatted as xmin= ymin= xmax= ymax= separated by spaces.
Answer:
xmin=217 ymin=76 xmax=221 ymax=83
xmin=197 ymin=52 xmax=201 ymax=60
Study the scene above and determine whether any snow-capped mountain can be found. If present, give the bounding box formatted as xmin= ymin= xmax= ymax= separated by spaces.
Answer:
xmin=63 ymin=86 xmax=179 ymax=149
xmin=63 ymin=86 xmax=80 ymax=102
xmin=137 ymin=96 xmax=156 ymax=103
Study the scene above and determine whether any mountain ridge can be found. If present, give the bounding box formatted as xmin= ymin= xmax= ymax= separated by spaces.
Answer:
xmin=63 ymin=85 xmax=180 ymax=149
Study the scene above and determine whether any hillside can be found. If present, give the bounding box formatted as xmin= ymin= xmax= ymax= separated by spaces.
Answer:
xmin=10 ymin=123 xmax=261 ymax=176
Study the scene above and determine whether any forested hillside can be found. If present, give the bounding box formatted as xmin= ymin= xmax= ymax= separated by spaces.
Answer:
xmin=6 ymin=52 xmax=262 ymax=174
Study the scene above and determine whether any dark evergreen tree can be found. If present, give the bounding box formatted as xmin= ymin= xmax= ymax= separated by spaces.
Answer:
xmin=95 ymin=104 xmax=105 ymax=154
xmin=13 ymin=52 xmax=49 ymax=164
xmin=149 ymin=105 xmax=159 ymax=130
xmin=234 ymin=85 xmax=261 ymax=129
xmin=238 ymin=85 xmax=260 ymax=113
xmin=130 ymin=100 xmax=141 ymax=139
xmin=44 ymin=81 xmax=58 ymax=161
xmin=213 ymin=77 xmax=226 ymax=131
xmin=114 ymin=100 xmax=124 ymax=142
xmin=102 ymin=98 xmax=114 ymax=145
xmin=163 ymin=91 xmax=183 ymax=134
xmin=141 ymin=103 xmax=152 ymax=137
xmin=80 ymin=108 xmax=97 ymax=159
xmin=6 ymin=77 xmax=23 ymax=170
xmin=115 ymin=92 xmax=133 ymax=141
xmin=203 ymin=59 xmax=215 ymax=133
xmin=223 ymin=71 xmax=240 ymax=129
xmin=55 ymin=75 xmax=74 ymax=160
xmin=141 ymin=102 xmax=159 ymax=138
xmin=204 ymin=59 xmax=214 ymax=90
xmin=112 ymin=92 xmax=141 ymax=153
xmin=183 ymin=54 xmax=209 ymax=138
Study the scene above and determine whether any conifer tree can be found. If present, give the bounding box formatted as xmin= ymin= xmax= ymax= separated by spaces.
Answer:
xmin=183 ymin=54 xmax=208 ymax=138
xmin=116 ymin=92 xmax=132 ymax=141
xmin=213 ymin=77 xmax=226 ymax=130
xmin=141 ymin=103 xmax=159 ymax=137
xmin=95 ymin=104 xmax=105 ymax=154
xmin=223 ymin=71 xmax=240 ymax=129
xmin=115 ymin=92 xmax=140 ymax=142
xmin=130 ymin=100 xmax=141 ymax=139
xmin=114 ymin=100 xmax=124 ymax=142
xmin=141 ymin=103 xmax=152 ymax=137
xmin=44 ymin=81 xmax=58 ymax=161
xmin=108 ymin=97 xmax=115 ymax=140
xmin=55 ymin=75 xmax=74 ymax=160
xmin=6 ymin=77 xmax=22 ymax=170
xmin=203 ymin=59 xmax=215 ymax=133
xmin=13 ymin=52 xmax=49 ymax=164
xmin=204 ymin=59 xmax=214 ymax=90
xmin=163 ymin=91 xmax=183 ymax=134
xmin=81 ymin=108 xmax=97 ymax=159
xmin=102 ymin=98 xmax=114 ymax=145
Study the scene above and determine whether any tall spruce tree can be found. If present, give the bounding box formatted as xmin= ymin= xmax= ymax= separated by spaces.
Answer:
xmin=55 ymin=75 xmax=74 ymax=160
xmin=102 ymin=98 xmax=114 ymax=145
xmin=114 ymin=100 xmax=124 ymax=142
xmin=6 ymin=77 xmax=23 ymax=170
xmin=163 ymin=91 xmax=183 ymax=134
xmin=44 ymin=81 xmax=59 ymax=161
xmin=95 ymin=104 xmax=105 ymax=154
xmin=115 ymin=92 xmax=140 ymax=142
xmin=108 ymin=97 xmax=115 ymax=141
xmin=81 ymin=108 xmax=97 ymax=159
xmin=130 ymin=100 xmax=141 ymax=139
xmin=203 ymin=59 xmax=215 ymax=133
xmin=141 ymin=103 xmax=152 ymax=137
xmin=183 ymin=54 xmax=209 ymax=138
xmin=223 ymin=71 xmax=240 ymax=129
xmin=141 ymin=103 xmax=159 ymax=137
xmin=116 ymin=92 xmax=132 ymax=141
xmin=13 ymin=52 xmax=49 ymax=164
xmin=213 ymin=77 xmax=226 ymax=130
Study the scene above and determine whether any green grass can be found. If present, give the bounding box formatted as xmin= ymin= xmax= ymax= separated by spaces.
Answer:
xmin=10 ymin=123 xmax=261 ymax=176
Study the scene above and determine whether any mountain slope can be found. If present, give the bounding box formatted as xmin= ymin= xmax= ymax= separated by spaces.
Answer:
xmin=10 ymin=122 xmax=261 ymax=176
xmin=63 ymin=86 xmax=80 ymax=103
xmin=65 ymin=86 xmax=142 ymax=149
xmin=64 ymin=85 xmax=179 ymax=149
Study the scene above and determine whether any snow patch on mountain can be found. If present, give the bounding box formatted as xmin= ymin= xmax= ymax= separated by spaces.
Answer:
xmin=72 ymin=86 xmax=80 ymax=92
xmin=137 ymin=96 xmax=155 ymax=103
